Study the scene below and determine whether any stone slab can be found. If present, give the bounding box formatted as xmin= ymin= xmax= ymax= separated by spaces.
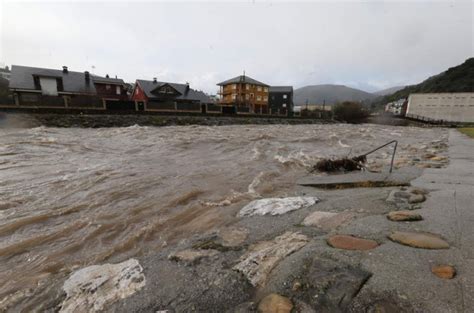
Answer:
xmin=298 ymin=167 xmax=422 ymax=189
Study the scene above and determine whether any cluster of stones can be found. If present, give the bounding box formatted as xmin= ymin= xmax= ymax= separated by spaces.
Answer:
xmin=383 ymin=186 xmax=456 ymax=280
xmin=59 ymin=184 xmax=456 ymax=312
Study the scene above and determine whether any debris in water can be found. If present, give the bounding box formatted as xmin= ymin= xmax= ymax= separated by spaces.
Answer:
xmin=311 ymin=155 xmax=367 ymax=173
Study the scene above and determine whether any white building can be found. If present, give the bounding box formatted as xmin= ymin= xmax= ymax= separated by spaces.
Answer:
xmin=0 ymin=66 xmax=10 ymax=80
xmin=385 ymin=99 xmax=406 ymax=116
xmin=406 ymin=93 xmax=474 ymax=123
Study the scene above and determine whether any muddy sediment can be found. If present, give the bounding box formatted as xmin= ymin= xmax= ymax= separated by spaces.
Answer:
xmin=0 ymin=123 xmax=450 ymax=311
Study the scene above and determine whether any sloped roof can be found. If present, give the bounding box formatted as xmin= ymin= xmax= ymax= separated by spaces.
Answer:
xmin=9 ymin=65 xmax=96 ymax=94
xmin=92 ymin=75 xmax=125 ymax=85
xmin=217 ymin=75 xmax=269 ymax=87
xmin=269 ymin=86 xmax=293 ymax=93
xmin=136 ymin=79 xmax=212 ymax=103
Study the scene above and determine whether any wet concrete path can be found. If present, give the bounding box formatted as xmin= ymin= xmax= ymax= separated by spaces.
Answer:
xmin=354 ymin=129 xmax=474 ymax=312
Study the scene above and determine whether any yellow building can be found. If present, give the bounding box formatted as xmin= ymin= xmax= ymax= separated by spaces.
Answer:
xmin=217 ymin=75 xmax=269 ymax=114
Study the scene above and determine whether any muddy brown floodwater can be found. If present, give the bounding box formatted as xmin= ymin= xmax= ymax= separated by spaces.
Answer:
xmin=0 ymin=124 xmax=448 ymax=310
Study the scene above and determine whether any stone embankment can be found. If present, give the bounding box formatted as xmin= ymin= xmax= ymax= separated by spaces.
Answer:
xmin=0 ymin=112 xmax=333 ymax=128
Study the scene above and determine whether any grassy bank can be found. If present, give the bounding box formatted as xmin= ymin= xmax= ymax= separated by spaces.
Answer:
xmin=458 ymin=128 xmax=474 ymax=138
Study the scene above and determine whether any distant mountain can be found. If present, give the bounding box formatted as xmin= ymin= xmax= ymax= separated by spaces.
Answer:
xmin=294 ymin=84 xmax=376 ymax=106
xmin=373 ymin=86 xmax=405 ymax=96
xmin=379 ymin=58 xmax=474 ymax=105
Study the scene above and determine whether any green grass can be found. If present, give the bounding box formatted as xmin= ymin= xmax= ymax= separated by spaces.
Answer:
xmin=459 ymin=128 xmax=474 ymax=138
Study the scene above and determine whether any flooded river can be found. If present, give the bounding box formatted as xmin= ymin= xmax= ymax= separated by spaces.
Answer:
xmin=0 ymin=124 xmax=448 ymax=310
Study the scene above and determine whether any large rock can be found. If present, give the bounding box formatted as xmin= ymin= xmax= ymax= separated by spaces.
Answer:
xmin=387 ymin=211 xmax=423 ymax=222
xmin=292 ymin=257 xmax=372 ymax=311
xmin=302 ymin=211 xmax=337 ymax=226
xmin=388 ymin=231 xmax=449 ymax=249
xmin=258 ymin=293 xmax=293 ymax=313
xmin=408 ymin=194 xmax=426 ymax=204
xmin=303 ymin=211 xmax=354 ymax=230
xmin=60 ymin=259 xmax=145 ymax=313
xmin=327 ymin=235 xmax=378 ymax=250
xmin=237 ymin=197 xmax=318 ymax=217
xmin=233 ymin=232 xmax=309 ymax=286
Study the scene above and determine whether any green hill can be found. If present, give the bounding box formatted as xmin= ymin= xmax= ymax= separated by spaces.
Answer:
xmin=378 ymin=58 xmax=474 ymax=105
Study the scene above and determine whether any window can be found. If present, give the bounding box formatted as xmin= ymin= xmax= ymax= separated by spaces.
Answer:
xmin=283 ymin=94 xmax=287 ymax=99
xmin=257 ymin=86 xmax=262 ymax=92
xmin=39 ymin=77 xmax=59 ymax=96
xmin=263 ymin=96 xmax=268 ymax=101
xmin=250 ymin=93 xmax=254 ymax=98
xmin=232 ymin=94 xmax=237 ymax=100
xmin=264 ymin=87 xmax=268 ymax=92
xmin=245 ymin=94 xmax=250 ymax=100
xmin=282 ymin=103 xmax=287 ymax=108
xmin=116 ymin=85 xmax=121 ymax=95
xmin=232 ymin=84 xmax=237 ymax=89
xmin=257 ymin=95 xmax=262 ymax=101
xmin=106 ymin=84 xmax=111 ymax=90
xmin=246 ymin=84 xmax=249 ymax=90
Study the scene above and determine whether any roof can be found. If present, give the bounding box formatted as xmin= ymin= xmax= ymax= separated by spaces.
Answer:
xmin=92 ymin=75 xmax=125 ymax=85
xmin=217 ymin=75 xmax=269 ymax=87
xmin=269 ymin=86 xmax=293 ymax=93
xmin=136 ymin=79 xmax=212 ymax=103
xmin=9 ymin=65 xmax=96 ymax=94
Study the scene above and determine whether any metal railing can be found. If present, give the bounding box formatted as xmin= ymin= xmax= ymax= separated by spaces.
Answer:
xmin=360 ymin=140 xmax=398 ymax=173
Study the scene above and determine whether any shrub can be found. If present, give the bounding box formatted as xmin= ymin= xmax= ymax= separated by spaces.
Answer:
xmin=333 ymin=101 xmax=369 ymax=122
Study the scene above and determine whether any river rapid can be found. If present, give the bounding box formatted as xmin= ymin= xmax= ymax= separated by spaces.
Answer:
xmin=0 ymin=124 xmax=448 ymax=310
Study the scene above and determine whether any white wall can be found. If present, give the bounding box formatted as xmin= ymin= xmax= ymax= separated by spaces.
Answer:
xmin=406 ymin=93 xmax=474 ymax=123
xmin=39 ymin=77 xmax=58 ymax=96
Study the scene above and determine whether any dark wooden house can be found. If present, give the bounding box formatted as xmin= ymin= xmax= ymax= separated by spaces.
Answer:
xmin=269 ymin=86 xmax=294 ymax=116
xmin=92 ymin=75 xmax=128 ymax=101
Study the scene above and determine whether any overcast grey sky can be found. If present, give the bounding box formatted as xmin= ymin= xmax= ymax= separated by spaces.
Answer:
xmin=1 ymin=0 xmax=472 ymax=94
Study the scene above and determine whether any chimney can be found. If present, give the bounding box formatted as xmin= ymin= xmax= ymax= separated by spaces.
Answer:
xmin=185 ymin=82 xmax=190 ymax=92
xmin=62 ymin=66 xmax=68 ymax=73
xmin=84 ymin=71 xmax=90 ymax=84
xmin=153 ymin=77 xmax=157 ymax=84
xmin=106 ymin=74 xmax=109 ymax=78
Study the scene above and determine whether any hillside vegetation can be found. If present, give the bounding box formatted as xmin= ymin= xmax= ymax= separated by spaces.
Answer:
xmin=379 ymin=58 xmax=474 ymax=105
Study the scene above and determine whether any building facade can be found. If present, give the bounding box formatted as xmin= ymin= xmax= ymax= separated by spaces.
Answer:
xmin=92 ymin=75 xmax=128 ymax=101
xmin=268 ymin=86 xmax=293 ymax=116
xmin=217 ymin=75 xmax=269 ymax=114
xmin=8 ymin=65 xmax=103 ymax=109
xmin=8 ymin=65 xmax=131 ymax=109
xmin=132 ymin=78 xmax=213 ymax=112
xmin=406 ymin=93 xmax=474 ymax=123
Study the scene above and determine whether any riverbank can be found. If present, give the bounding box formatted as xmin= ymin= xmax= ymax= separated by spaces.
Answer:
xmin=0 ymin=124 xmax=457 ymax=312
xmin=106 ymin=129 xmax=471 ymax=313
xmin=0 ymin=112 xmax=334 ymax=128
